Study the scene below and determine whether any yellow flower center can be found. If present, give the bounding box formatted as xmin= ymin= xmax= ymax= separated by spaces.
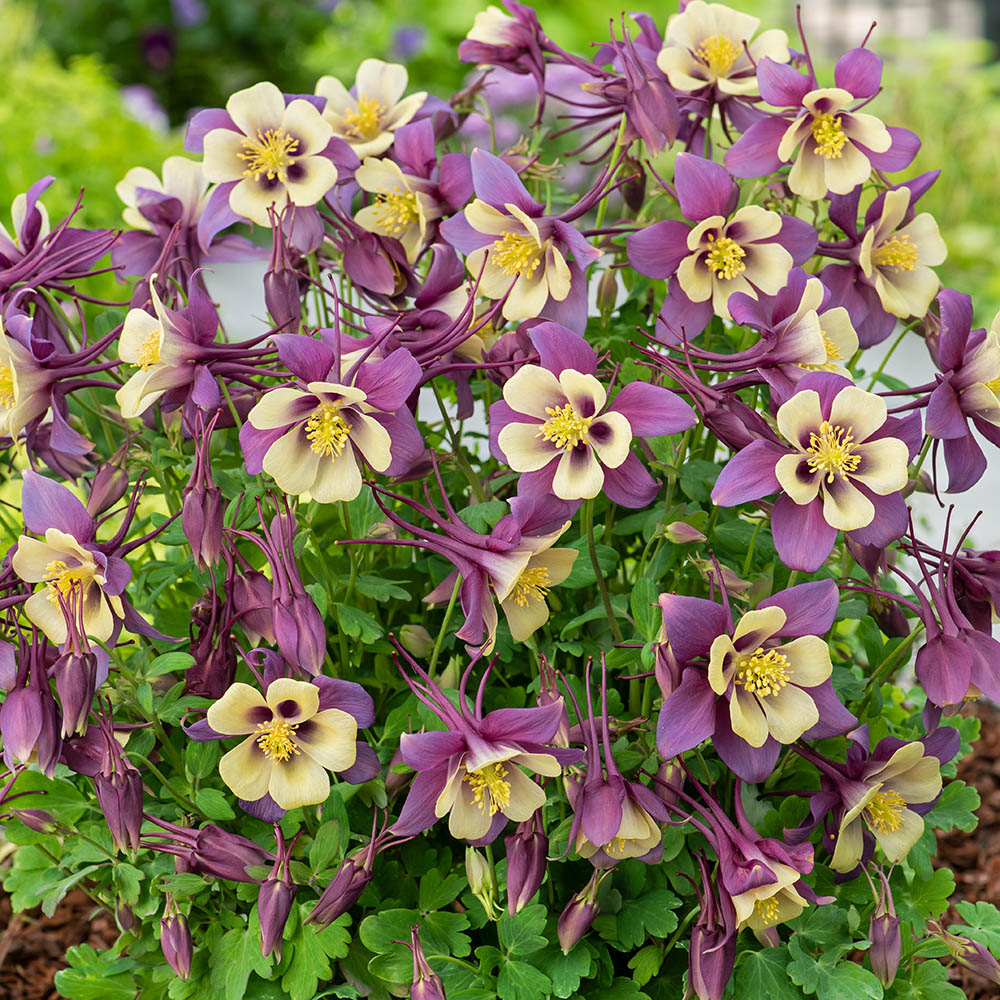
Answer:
xmin=511 ymin=565 xmax=552 ymax=608
xmin=695 ymin=33 xmax=741 ymax=77
xmin=607 ymin=836 xmax=630 ymax=858
xmin=135 ymin=328 xmax=162 ymax=371
xmin=255 ymin=719 xmax=300 ymax=762
xmin=343 ymin=96 xmax=385 ymax=141
xmin=799 ymin=331 xmax=844 ymax=372
xmin=465 ymin=762 xmax=512 ymax=817
xmin=754 ymin=895 xmax=782 ymax=927
xmin=490 ymin=231 xmax=544 ymax=279
xmin=736 ymin=647 xmax=791 ymax=697
xmin=705 ymin=235 xmax=747 ymax=280
xmin=238 ymin=128 xmax=300 ymax=183
xmin=810 ymin=113 xmax=848 ymax=159
xmin=43 ymin=559 xmax=90 ymax=608
xmin=305 ymin=402 xmax=353 ymax=458
xmin=372 ymin=188 xmax=419 ymax=237
xmin=806 ymin=420 xmax=861 ymax=482
xmin=864 ymin=789 xmax=906 ymax=834
xmin=0 ymin=363 xmax=15 ymax=408
xmin=871 ymin=234 xmax=920 ymax=273
xmin=539 ymin=403 xmax=591 ymax=449
xmin=983 ymin=376 xmax=1000 ymax=397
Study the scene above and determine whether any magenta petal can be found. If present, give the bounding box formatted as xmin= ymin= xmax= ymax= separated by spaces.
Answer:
xmin=656 ymin=277 xmax=714 ymax=344
xmin=340 ymin=743 xmax=381 ymax=784
xmin=470 ymin=148 xmax=543 ymax=215
xmin=581 ymin=776 xmax=626 ymax=847
xmin=197 ymin=182 xmax=242 ymax=253
xmin=849 ymin=490 xmax=907 ymax=548
xmin=656 ymin=669 xmax=717 ymax=759
xmin=757 ymin=57 xmax=812 ymax=107
xmin=674 ymin=152 xmax=738 ymax=221
xmin=867 ymin=128 xmax=920 ymax=174
xmin=626 ymin=220 xmax=693 ymax=279
xmin=724 ymin=115 xmax=789 ymax=178
xmin=353 ymin=349 xmax=422 ymax=411
xmin=802 ymin=680 xmax=856 ymax=738
xmin=314 ymin=676 xmax=375 ymax=727
xmin=776 ymin=215 xmax=818 ymax=265
xmin=480 ymin=702 xmax=563 ymax=744
xmin=925 ymin=382 xmax=967 ymax=440
xmin=185 ymin=108 xmax=237 ymax=153
xmin=273 ymin=334 xmax=336 ymax=383
xmin=711 ymin=439 xmax=784 ymax=506
xmin=834 ymin=48 xmax=883 ymax=98
xmin=609 ymin=382 xmax=696 ymax=437
xmin=400 ymin=731 xmax=466 ymax=771
xmin=540 ymin=263 xmax=588 ymax=333
xmin=916 ymin=635 xmax=973 ymax=707
xmin=936 ymin=288 xmax=974 ymax=372
xmin=759 ymin=580 xmax=839 ymax=638
xmin=942 ymin=433 xmax=987 ymax=494
xmin=602 ymin=451 xmax=660 ymax=509
xmin=965 ymin=631 xmax=1000 ymax=703
xmin=658 ymin=595 xmax=729 ymax=664
xmin=713 ymin=707 xmax=779 ymax=783
xmin=392 ymin=766 xmax=449 ymax=836
xmin=530 ymin=321 xmax=595 ymax=376
xmin=771 ymin=495 xmax=838 ymax=572
xmin=21 ymin=470 xmax=95 ymax=542
xmin=438 ymin=212 xmax=495 ymax=254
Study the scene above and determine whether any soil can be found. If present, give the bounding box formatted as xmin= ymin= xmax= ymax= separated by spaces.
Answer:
xmin=0 ymin=705 xmax=997 ymax=999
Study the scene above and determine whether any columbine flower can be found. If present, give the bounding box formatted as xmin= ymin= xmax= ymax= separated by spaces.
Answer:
xmin=627 ymin=153 xmax=815 ymax=330
xmin=726 ymin=48 xmax=919 ymax=202
xmin=201 ymin=81 xmax=337 ymax=227
xmin=440 ymin=150 xmax=602 ymax=331
xmin=657 ymin=1 xmax=789 ymax=99
xmin=391 ymin=655 xmax=581 ymax=842
xmin=0 ymin=316 xmax=50 ymax=441
xmin=315 ymin=59 xmax=427 ymax=159
xmin=241 ymin=337 xmax=423 ymax=503
xmin=207 ymin=677 xmax=358 ymax=811
xmin=489 ymin=321 xmax=695 ymax=506
xmin=712 ymin=373 xmax=916 ymax=571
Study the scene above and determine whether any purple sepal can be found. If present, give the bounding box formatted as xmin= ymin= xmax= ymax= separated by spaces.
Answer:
xmin=470 ymin=148 xmax=543 ymax=215
xmin=674 ymin=152 xmax=738 ymax=221
xmin=184 ymin=717 xmax=224 ymax=742
xmin=340 ymin=743 xmax=381 ymax=784
xmin=197 ymin=183 xmax=242 ymax=252
xmin=711 ymin=439 xmax=783 ymax=506
xmin=609 ymin=381 xmax=696 ymax=436
xmin=759 ymin=580 xmax=839 ymax=638
xmin=803 ymin=680 xmax=857 ymax=738
xmin=185 ymin=108 xmax=236 ymax=153
xmin=240 ymin=794 xmax=286 ymax=823
xmin=771 ymin=494 xmax=838 ymax=572
xmin=21 ymin=470 xmax=95 ymax=542
xmin=314 ymin=676 xmax=375 ymax=728
xmin=834 ymin=48 xmax=883 ymax=98
xmin=724 ymin=116 xmax=790 ymax=178
xmin=602 ymin=452 xmax=660 ymax=509
xmin=757 ymin=57 xmax=812 ymax=107
xmin=626 ymin=220 xmax=692 ymax=279
xmin=657 ymin=669 xmax=716 ymax=758
xmin=658 ymin=594 xmax=728 ymax=663
xmin=391 ymin=766 xmax=448 ymax=836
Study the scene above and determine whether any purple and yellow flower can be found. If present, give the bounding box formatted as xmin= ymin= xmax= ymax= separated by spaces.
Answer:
xmin=657 ymin=1 xmax=789 ymax=99
xmin=315 ymin=59 xmax=426 ymax=159
xmin=712 ymin=373 xmax=916 ymax=571
xmin=202 ymin=81 xmax=337 ymax=227
xmin=207 ymin=677 xmax=358 ymax=811
xmin=489 ymin=322 xmax=696 ymax=506
xmin=0 ymin=316 xmax=50 ymax=441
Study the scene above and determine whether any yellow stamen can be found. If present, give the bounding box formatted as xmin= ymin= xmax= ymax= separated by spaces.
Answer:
xmin=705 ymin=235 xmax=746 ymax=280
xmin=511 ymin=565 xmax=552 ymax=608
xmin=255 ymin=719 xmax=300 ymax=762
xmin=539 ymin=403 xmax=591 ymax=449
xmin=238 ymin=128 xmax=300 ymax=183
xmin=0 ymin=363 xmax=15 ymax=408
xmin=305 ymin=403 xmax=352 ymax=458
xmin=490 ymin=231 xmax=544 ymax=278
xmin=736 ymin=647 xmax=791 ymax=697
xmin=695 ymin=34 xmax=741 ymax=77
xmin=799 ymin=331 xmax=844 ymax=372
xmin=43 ymin=559 xmax=89 ymax=608
xmin=864 ymin=789 xmax=906 ymax=835
xmin=983 ymin=376 xmax=1000 ymax=397
xmin=343 ymin=96 xmax=385 ymax=142
xmin=135 ymin=328 xmax=162 ymax=371
xmin=372 ymin=188 xmax=419 ymax=237
xmin=871 ymin=234 xmax=919 ymax=273
xmin=465 ymin=762 xmax=511 ymax=817
xmin=607 ymin=836 xmax=630 ymax=858
xmin=754 ymin=895 xmax=781 ymax=926
xmin=806 ymin=420 xmax=861 ymax=482
xmin=810 ymin=113 xmax=848 ymax=159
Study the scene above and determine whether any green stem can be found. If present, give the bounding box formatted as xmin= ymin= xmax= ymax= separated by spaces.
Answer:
xmin=429 ymin=575 xmax=462 ymax=675
xmin=912 ymin=435 xmax=932 ymax=478
xmin=855 ymin=623 xmax=925 ymax=717
xmin=432 ymin=382 xmax=489 ymax=502
xmin=594 ymin=117 xmax=629 ymax=232
xmin=741 ymin=518 xmax=764 ymax=578
xmin=584 ymin=499 xmax=623 ymax=644
xmin=220 ymin=377 xmax=244 ymax=430
xmin=866 ymin=322 xmax=914 ymax=392
xmin=661 ymin=905 xmax=700 ymax=958
xmin=127 ymin=752 xmax=197 ymax=812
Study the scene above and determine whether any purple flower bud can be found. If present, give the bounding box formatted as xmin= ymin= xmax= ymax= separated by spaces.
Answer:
xmin=664 ymin=521 xmax=707 ymax=545
xmin=193 ymin=825 xmax=274 ymax=882
xmin=258 ymin=875 xmax=297 ymax=960
xmin=117 ymin=903 xmax=136 ymax=932
xmin=182 ymin=484 xmax=224 ymax=571
xmin=653 ymin=642 xmax=682 ymax=700
xmin=272 ymin=595 xmax=326 ymax=675
xmin=620 ymin=156 xmax=646 ymax=214
xmin=231 ymin=569 xmax=275 ymax=646
xmin=537 ymin=656 xmax=570 ymax=747
xmin=557 ymin=871 xmax=604 ymax=954
xmin=264 ymin=267 xmax=303 ymax=334
xmin=408 ymin=925 xmax=446 ymax=1000
xmin=398 ymin=624 xmax=434 ymax=658
xmin=929 ymin=920 xmax=1000 ymax=984
xmin=160 ymin=907 xmax=193 ymax=980
xmin=94 ymin=759 xmax=143 ymax=853
xmin=86 ymin=464 xmax=131 ymax=517
xmin=385 ymin=747 xmax=413 ymax=800
xmin=13 ymin=808 xmax=56 ymax=833
xmin=307 ymin=849 xmax=374 ymax=927
xmin=53 ymin=650 xmax=98 ymax=737
xmin=688 ymin=854 xmax=737 ymax=1000
xmin=652 ymin=760 xmax=684 ymax=809
xmin=869 ymin=910 xmax=901 ymax=986
xmin=484 ymin=327 xmax=537 ymax=386
xmin=596 ymin=269 xmax=618 ymax=321
xmin=505 ymin=815 xmax=547 ymax=916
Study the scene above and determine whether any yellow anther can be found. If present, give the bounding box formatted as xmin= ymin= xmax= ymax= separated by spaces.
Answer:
xmin=343 ymin=96 xmax=385 ymax=141
xmin=754 ymin=895 xmax=782 ymax=926
xmin=800 ymin=331 xmax=844 ymax=372
xmin=255 ymin=719 xmax=300 ymax=762
xmin=871 ymin=234 xmax=919 ymax=273
xmin=736 ymin=647 xmax=791 ymax=697
xmin=135 ymin=328 xmax=162 ymax=370
xmin=43 ymin=559 xmax=89 ymax=608
xmin=0 ymin=364 xmax=15 ymax=408
xmin=810 ymin=112 xmax=848 ymax=159
xmin=606 ymin=836 xmax=630 ymax=858
xmin=705 ymin=235 xmax=747 ymax=280
xmin=490 ymin=231 xmax=544 ymax=278
xmin=372 ymin=188 xmax=419 ymax=237
xmin=238 ymin=128 xmax=300 ymax=183
xmin=864 ymin=789 xmax=906 ymax=834
xmin=695 ymin=34 xmax=741 ymax=77
xmin=465 ymin=762 xmax=511 ymax=817
xmin=539 ymin=403 xmax=591 ymax=450
xmin=511 ymin=565 xmax=553 ymax=608
xmin=806 ymin=420 xmax=861 ymax=482
xmin=305 ymin=403 xmax=352 ymax=458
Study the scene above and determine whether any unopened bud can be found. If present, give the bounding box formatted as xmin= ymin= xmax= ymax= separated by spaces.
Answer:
xmin=620 ymin=156 xmax=646 ymax=213
xmin=465 ymin=847 xmax=500 ymax=920
xmin=94 ymin=762 xmax=143 ymax=853
xmin=307 ymin=848 xmax=374 ymax=927
xmin=399 ymin=625 xmax=434 ymax=658
xmin=437 ymin=657 xmax=461 ymax=691
xmin=652 ymin=760 xmax=684 ymax=809
xmin=273 ymin=594 xmax=326 ymax=675
xmin=664 ymin=520 xmax=706 ymax=545
xmin=929 ymin=920 xmax=1000 ymax=984
xmin=557 ymin=872 xmax=603 ymax=953
xmin=264 ymin=267 xmax=302 ymax=333
xmin=596 ymin=269 xmax=618 ymax=323
xmin=182 ymin=483 xmax=224 ymax=570
xmin=231 ymin=570 xmax=275 ymax=646
xmin=160 ymin=905 xmax=193 ymax=980
xmin=258 ymin=874 xmax=296 ymax=960
xmin=504 ymin=816 xmax=547 ymax=915
xmin=54 ymin=651 xmax=98 ymax=737
xmin=869 ymin=910 xmax=901 ymax=986
xmin=12 ymin=808 xmax=56 ymax=833
xmin=86 ymin=464 xmax=131 ymax=517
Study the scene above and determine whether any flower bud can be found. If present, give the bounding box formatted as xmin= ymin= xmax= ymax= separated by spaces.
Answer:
xmin=385 ymin=747 xmax=414 ymax=800
xmin=399 ymin=624 xmax=434 ymax=658
xmin=652 ymin=760 xmax=684 ymax=809
xmin=466 ymin=847 xmax=500 ymax=920
xmin=663 ymin=520 xmax=706 ymax=545
xmin=258 ymin=874 xmax=297 ymax=960
xmin=273 ymin=594 xmax=326 ymax=676
xmin=408 ymin=925 xmax=446 ymax=1000
xmin=653 ymin=642 xmax=682 ymax=700
xmin=689 ymin=921 xmax=736 ymax=1000
xmin=869 ymin=910 xmax=901 ymax=986
xmin=620 ymin=155 xmax=646 ymax=213
xmin=231 ymin=569 xmax=275 ymax=646
xmin=12 ymin=808 xmax=56 ymax=833
xmin=596 ymin=269 xmax=618 ymax=323
xmin=117 ymin=904 xmax=136 ymax=932
xmin=94 ymin=760 xmax=143 ymax=853
xmin=536 ymin=656 xmax=569 ymax=747
xmin=182 ymin=482 xmax=224 ymax=571
xmin=437 ymin=656 xmax=461 ymax=691
xmin=160 ymin=906 xmax=193 ymax=980
xmin=307 ymin=848 xmax=374 ymax=927
xmin=264 ymin=267 xmax=303 ymax=334
xmin=192 ymin=825 xmax=274 ymax=881
xmin=53 ymin=650 xmax=98 ymax=737
xmin=557 ymin=871 xmax=603 ymax=954
xmin=504 ymin=815 xmax=547 ymax=916
xmin=929 ymin=920 xmax=1000 ymax=984
xmin=86 ymin=463 xmax=131 ymax=517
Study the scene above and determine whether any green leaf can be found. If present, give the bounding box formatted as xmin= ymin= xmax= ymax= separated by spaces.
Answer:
xmin=899 ymin=869 xmax=954 ymax=922
xmin=615 ymin=890 xmax=680 ymax=949
xmin=560 ymin=594 xmax=629 ymax=636
xmin=41 ymin=864 xmax=102 ymax=917
xmin=629 ymin=577 xmax=659 ymax=641
xmin=735 ymin=947 xmax=804 ymax=1000
xmin=540 ymin=944 xmax=592 ymax=998
xmin=54 ymin=944 xmax=136 ymax=1000
xmin=562 ymin=538 xmax=618 ymax=589
xmin=360 ymin=907 xmax=471 ymax=962
xmin=885 ymin=960 xmax=965 ymax=1000
xmin=336 ymin=603 xmax=383 ymax=642
xmin=355 ymin=574 xmax=411 ymax=601
xmin=111 ymin=862 xmax=143 ymax=905
xmin=925 ymin=780 xmax=980 ymax=833
xmin=196 ymin=788 xmax=236 ymax=821
xmin=281 ymin=913 xmax=352 ymax=1000
xmin=602 ymin=978 xmax=652 ymax=1000
xmin=952 ymin=900 xmax=1000 ymax=952
xmin=496 ymin=959 xmax=551 ymax=1000
xmin=145 ymin=651 xmax=196 ymax=677
xmin=627 ymin=944 xmax=663 ymax=986
xmin=458 ymin=500 xmax=508 ymax=532
xmin=308 ymin=821 xmax=342 ymax=874
xmin=498 ymin=904 xmax=548 ymax=957
xmin=678 ymin=459 xmax=722 ymax=502
xmin=418 ymin=868 xmax=466 ymax=912
xmin=787 ymin=935 xmax=884 ymax=1000
xmin=159 ymin=873 xmax=210 ymax=898
xmin=211 ymin=927 xmax=272 ymax=1000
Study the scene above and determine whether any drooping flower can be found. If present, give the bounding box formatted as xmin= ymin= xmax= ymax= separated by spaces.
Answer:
xmin=316 ymin=59 xmax=427 ymax=159
xmin=657 ymin=1 xmax=789 ymax=99
xmin=688 ymin=852 xmax=737 ymax=1000
xmin=0 ymin=315 xmax=51 ymax=441
xmin=489 ymin=321 xmax=696 ymax=506
xmin=201 ymin=81 xmax=338 ymax=227
xmin=712 ymin=373 xmax=917 ymax=571
xmin=207 ymin=677 xmax=358 ymax=811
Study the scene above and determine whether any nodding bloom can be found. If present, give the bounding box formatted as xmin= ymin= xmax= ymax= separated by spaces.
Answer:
xmin=391 ymin=653 xmax=581 ymax=843
xmin=627 ymin=153 xmax=816 ymax=332
xmin=439 ymin=149 xmax=602 ymax=331
xmin=927 ymin=920 xmax=1000 ymax=985
xmin=656 ymin=580 xmax=855 ymax=783
xmin=790 ymin=728 xmax=958 ymax=874
xmin=206 ymin=677 xmax=359 ymax=811
xmin=489 ymin=321 xmax=696 ymax=506
xmin=923 ymin=289 xmax=1000 ymax=493
xmin=712 ymin=373 xmax=918 ymax=572
xmin=240 ymin=334 xmax=423 ymax=503
xmin=0 ymin=315 xmax=51 ymax=441
xmin=200 ymin=81 xmax=338 ymax=227
xmin=657 ymin=1 xmax=789 ymax=99
xmin=687 ymin=852 xmax=737 ymax=1000
xmin=566 ymin=660 xmax=668 ymax=867
xmin=316 ymin=59 xmax=427 ymax=159
xmin=406 ymin=925 xmax=446 ymax=1000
